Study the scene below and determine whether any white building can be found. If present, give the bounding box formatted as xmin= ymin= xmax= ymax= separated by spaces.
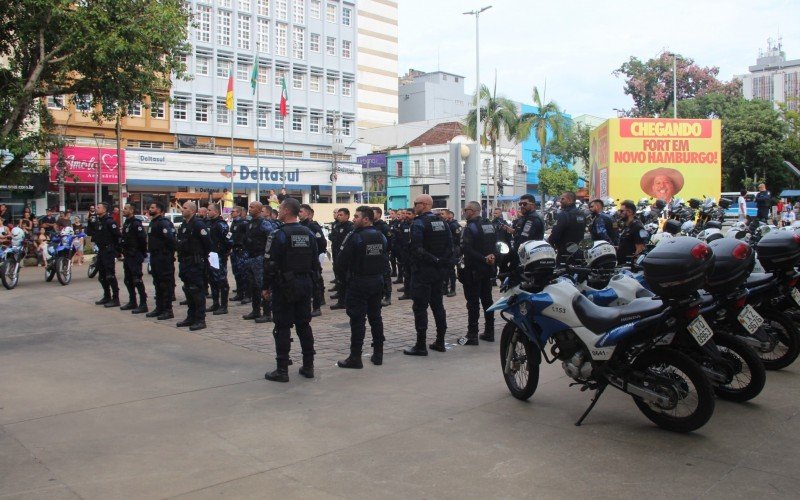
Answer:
xmin=356 ymin=0 xmax=399 ymax=129
xmin=740 ymin=38 xmax=800 ymax=111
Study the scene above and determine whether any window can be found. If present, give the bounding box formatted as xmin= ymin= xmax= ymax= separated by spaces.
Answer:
xmin=325 ymin=3 xmax=336 ymax=22
xmin=47 ymin=95 xmax=65 ymax=109
xmin=196 ymin=56 xmax=210 ymax=76
xmin=239 ymin=0 xmax=250 ymax=11
xmin=310 ymin=74 xmax=321 ymax=92
xmin=342 ymin=7 xmax=351 ymax=26
xmin=275 ymin=22 xmax=287 ymax=56
xmin=195 ymin=100 xmax=210 ymax=122
xmin=218 ymin=0 xmax=231 ymax=7
xmin=257 ymin=0 xmax=269 ymax=16
xmin=75 ymin=94 xmax=92 ymax=112
xmin=439 ymin=159 xmax=446 ymax=175
xmin=310 ymin=0 xmax=320 ymax=18
xmin=326 ymin=36 xmax=335 ymax=56
xmin=275 ymin=68 xmax=287 ymax=86
xmin=217 ymin=59 xmax=232 ymax=77
xmin=128 ymin=101 xmax=142 ymax=117
xmin=326 ymin=76 xmax=336 ymax=94
xmin=428 ymin=159 xmax=435 ymax=176
xmin=396 ymin=161 xmax=403 ymax=178
xmin=173 ymin=99 xmax=188 ymax=121
xmin=326 ymin=115 xmax=335 ymax=129
xmin=342 ymin=118 xmax=352 ymax=136
xmin=237 ymin=62 xmax=250 ymax=81
xmin=293 ymin=0 xmax=304 ymax=24
xmin=341 ymin=39 xmax=351 ymax=58
xmin=310 ymin=115 xmax=321 ymax=133
xmin=413 ymin=160 xmax=421 ymax=176
xmin=217 ymin=10 xmax=231 ymax=46
xmin=310 ymin=33 xmax=320 ymax=52
xmin=257 ymin=106 xmax=270 ymax=128
xmin=217 ymin=101 xmax=229 ymax=124
xmin=292 ymin=27 xmax=304 ymax=59
xmin=256 ymin=18 xmax=269 ymax=52
xmin=196 ymin=5 xmax=211 ymax=42
xmin=150 ymin=101 xmax=165 ymax=119
xmin=292 ymin=113 xmax=303 ymax=131
xmin=237 ymin=14 xmax=251 ymax=50
xmin=274 ymin=109 xmax=284 ymax=129
xmin=275 ymin=0 xmax=287 ymax=20
xmin=293 ymin=71 xmax=304 ymax=90
xmin=236 ymin=104 xmax=249 ymax=126
xmin=341 ymin=80 xmax=352 ymax=96
xmin=257 ymin=65 xmax=269 ymax=84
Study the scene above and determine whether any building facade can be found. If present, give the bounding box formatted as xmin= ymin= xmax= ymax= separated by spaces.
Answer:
xmin=740 ymin=38 xmax=800 ymax=112
xmin=356 ymin=0 xmax=399 ymax=129
xmin=398 ymin=69 xmax=471 ymax=123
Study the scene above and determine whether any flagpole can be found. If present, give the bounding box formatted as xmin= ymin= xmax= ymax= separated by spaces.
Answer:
xmin=281 ymin=77 xmax=287 ymax=189
xmin=230 ymin=107 xmax=234 ymax=200
xmin=255 ymin=78 xmax=260 ymax=204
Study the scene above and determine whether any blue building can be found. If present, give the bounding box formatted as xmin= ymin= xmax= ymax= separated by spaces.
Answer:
xmin=519 ymin=104 xmax=574 ymax=200
xmin=386 ymin=151 xmax=410 ymax=209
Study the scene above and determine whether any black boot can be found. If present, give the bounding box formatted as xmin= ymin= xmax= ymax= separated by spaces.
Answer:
xmin=131 ymin=282 xmax=148 ymax=313
xmin=371 ymin=343 xmax=383 ymax=366
xmin=311 ymin=308 xmax=321 ymax=317
xmin=189 ymin=321 xmax=207 ymax=331
xmin=398 ymin=294 xmax=412 ymax=300
xmin=299 ymin=363 xmax=315 ymax=378
xmin=461 ymin=330 xmax=479 ymax=346
xmin=213 ymin=288 xmax=229 ymax=315
xmin=145 ymin=308 xmax=163 ymax=318
xmin=329 ymin=302 xmax=345 ymax=310
xmin=176 ymin=317 xmax=193 ymax=327
xmin=265 ymin=360 xmax=290 ymax=382
xmin=157 ymin=309 xmax=174 ymax=320
xmin=95 ymin=277 xmax=110 ymax=305
xmin=207 ymin=288 xmax=219 ymax=313
xmin=429 ymin=331 xmax=447 ymax=352
xmin=404 ymin=333 xmax=428 ymax=356
xmin=381 ymin=296 xmax=391 ymax=307
xmin=120 ymin=300 xmax=137 ymax=311
xmin=255 ymin=314 xmax=272 ymax=323
xmin=132 ymin=302 xmax=149 ymax=314
xmin=479 ymin=325 xmax=495 ymax=342
xmin=337 ymin=352 xmax=363 ymax=369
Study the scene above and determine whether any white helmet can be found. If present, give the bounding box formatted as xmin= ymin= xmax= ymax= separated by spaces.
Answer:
xmin=680 ymin=220 xmax=695 ymax=234
xmin=584 ymin=240 xmax=617 ymax=288
xmin=696 ymin=227 xmax=723 ymax=243
xmin=10 ymin=227 xmax=25 ymax=247
xmin=518 ymin=240 xmax=556 ymax=281
xmin=60 ymin=226 xmax=74 ymax=237
xmin=650 ymin=231 xmax=674 ymax=247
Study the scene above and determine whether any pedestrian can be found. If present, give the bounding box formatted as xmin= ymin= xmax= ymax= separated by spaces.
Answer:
xmin=242 ymin=201 xmax=276 ymax=323
xmin=229 ymin=206 xmax=250 ymax=302
xmin=459 ymin=201 xmax=499 ymax=344
xmin=329 ymin=208 xmax=354 ymax=310
xmin=755 ymin=183 xmax=771 ymax=222
xmin=87 ymin=202 xmax=121 ymax=307
xmin=617 ymin=200 xmax=647 ymax=264
xmin=145 ymin=202 xmax=177 ymax=320
xmin=403 ymin=194 xmax=453 ymax=356
xmin=206 ymin=204 xmax=231 ymax=315
xmin=371 ymin=206 xmax=393 ymax=306
xmin=268 ymin=189 xmax=280 ymax=210
xmin=738 ymin=189 xmax=748 ymax=223
xmin=442 ymin=209 xmax=462 ymax=297
xmin=335 ymin=205 xmax=387 ymax=368
xmin=395 ymin=209 xmax=413 ymax=300
xmin=119 ymin=203 xmax=149 ymax=313
xmin=176 ymin=201 xmax=211 ymax=331
xmin=782 ymin=201 xmax=796 ymax=227
xmin=548 ymin=191 xmax=587 ymax=260
xmin=588 ymin=199 xmax=618 ymax=244
xmin=263 ymin=198 xmax=318 ymax=382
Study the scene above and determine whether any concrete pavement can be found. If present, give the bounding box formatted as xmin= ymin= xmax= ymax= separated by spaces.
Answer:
xmin=1 ymin=261 xmax=799 ymax=499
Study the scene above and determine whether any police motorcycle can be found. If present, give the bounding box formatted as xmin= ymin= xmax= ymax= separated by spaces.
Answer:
xmin=44 ymin=227 xmax=83 ymax=286
xmin=490 ymin=240 xmax=715 ymax=433
xmin=1 ymin=227 xmax=28 ymax=290
xmin=569 ymin=239 xmax=766 ymax=403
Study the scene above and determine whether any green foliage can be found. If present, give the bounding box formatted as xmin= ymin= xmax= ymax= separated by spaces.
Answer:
xmin=519 ymin=86 xmax=567 ymax=168
xmin=548 ymin=122 xmax=592 ymax=176
xmin=0 ymin=0 xmax=190 ymax=181
xmin=538 ymin=164 xmax=579 ymax=198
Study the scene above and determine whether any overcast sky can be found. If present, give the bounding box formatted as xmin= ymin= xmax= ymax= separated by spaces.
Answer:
xmin=397 ymin=0 xmax=800 ymax=118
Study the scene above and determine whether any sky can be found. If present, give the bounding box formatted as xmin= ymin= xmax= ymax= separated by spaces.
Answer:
xmin=397 ymin=0 xmax=800 ymax=118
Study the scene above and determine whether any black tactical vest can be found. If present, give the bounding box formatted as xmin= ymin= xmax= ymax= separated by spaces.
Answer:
xmin=147 ymin=216 xmax=175 ymax=253
xmin=245 ymin=217 xmax=269 ymax=256
xmin=476 ymin=218 xmax=498 ymax=257
xmin=422 ymin=214 xmax=449 ymax=258
xmin=355 ymin=227 xmax=385 ymax=276
xmin=281 ymin=224 xmax=314 ymax=273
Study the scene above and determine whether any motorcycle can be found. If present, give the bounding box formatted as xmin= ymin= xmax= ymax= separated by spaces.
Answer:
xmin=45 ymin=230 xmax=84 ymax=286
xmin=87 ymin=244 xmax=99 ymax=278
xmin=1 ymin=244 xmax=27 ymax=290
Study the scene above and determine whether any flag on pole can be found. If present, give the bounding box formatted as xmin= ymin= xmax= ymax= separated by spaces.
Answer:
xmin=250 ymin=56 xmax=259 ymax=95
xmin=279 ymin=77 xmax=288 ymax=117
xmin=226 ymin=67 xmax=234 ymax=110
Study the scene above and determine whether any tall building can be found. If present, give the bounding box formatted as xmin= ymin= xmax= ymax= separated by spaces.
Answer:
xmin=356 ymin=0 xmax=399 ymax=129
xmin=740 ymin=38 xmax=800 ymax=111
xmin=398 ymin=69 xmax=470 ymax=123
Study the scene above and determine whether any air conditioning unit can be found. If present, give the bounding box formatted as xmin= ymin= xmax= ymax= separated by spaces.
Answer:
xmin=516 ymin=164 xmax=527 ymax=173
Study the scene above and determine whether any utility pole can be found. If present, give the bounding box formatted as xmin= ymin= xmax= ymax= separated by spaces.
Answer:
xmin=325 ymin=112 xmax=343 ymax=204
xmin=116 ymin=112 xmax=123 ymax=217
xmin=463 ymin=5 xmax=491 ymax=208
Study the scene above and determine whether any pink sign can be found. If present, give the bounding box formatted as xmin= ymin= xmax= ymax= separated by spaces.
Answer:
xmin=50 ymin=146 xmax=126 ymax=184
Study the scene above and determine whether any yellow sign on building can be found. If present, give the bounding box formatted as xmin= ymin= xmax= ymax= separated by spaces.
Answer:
xmin=589 ymin=118 xmax=721 ymax=203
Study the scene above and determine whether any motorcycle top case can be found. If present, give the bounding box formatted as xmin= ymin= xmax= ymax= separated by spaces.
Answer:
xmin=755 ymin=231 xmax=800 ymax=271
xmin=642 ymin=236 xmax=714 ymax=298
xmin=706 ymin=239 xmax=755 ymax=293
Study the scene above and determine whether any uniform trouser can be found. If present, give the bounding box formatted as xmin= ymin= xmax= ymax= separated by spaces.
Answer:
xmin=97 ymin=246 xmax=119 ymax=298
xmin=402 ymin=253 xmax=412 ymax=288
xmin=411 ymin=267 xmax=447 ymax=335
xmin=271 ymin=279 xmax=315 ymax=366
xmin=245 ymin=257 xmax=270 ymax=316
xmin=179 ymin=261 xmax=206 ymax=322
xmin=150 ymin=253 xmax=175 ymax=312
xmin=462 ymin=267 xmax=495 ymax=336
xmin=395 ymin=249 xmax=405 ymax=280
xmin=312 ymin=258 xmax=324 ymax=309
xmin=346 ymin=275 xmax=385 ymax=354
xmin=231 ymin=249 xmax=249 ymax=296
xmin=122 ymin=251 xmax=146 ymax=303
xmin=390 ymin=251 xmax=398 ymax=275
xmin=382 ymin=261 xmax=392 ymax=300
xmin=208 ymin=256 xmax=229 ymax=303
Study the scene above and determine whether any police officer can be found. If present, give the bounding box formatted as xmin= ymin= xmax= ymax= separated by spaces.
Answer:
xmin=459 ymin=201 xmax=499 ymax=344
xmin=329 ymin=208 xmax=354 ymax=310
xmin=335 ymin=206 xmax=387 ymax=369
xmin=396 ymin=210 xmax=413 ymax=300
xmin=616 ymin=199 xmax=647 ymax=264
xmin=371 ymin=206 xmax=393 ymax=306
xmin=391 ymin=210 xmax=407 ymax=285
xmin=388 ymin=209 xmax=399 ymax=277
xmin=500 ymin=194 xmax=544 ymax=274
xmin=588 ymin=199 xmax=619 ymax=244
xmin=548 ymin=191 xmax=586 ymax=259
xmin=87 ymin=202 xmax=121 ymax=307
xmin=443 ymin=209 xmax=462 ymax=297
xmin=206 ymin=204 xmax=231 ymax=315
xmin=145 ymin=202 xmax=177 ymax=320
xmin=300 ymin=204 xmax=327 ymax=316
xmin=263 ymin=198 xmax=318 ymax=382
xmin=119 ymin=203 xmax=148 ymax=313
xmin=243 ymin=201 xmax=276 ymax=323
xmin=229 ymin=206 xmax=249 ymax=302
xmin=755 ymin=183 xmax=772 ymax=222
xmin=176 ymin=201 xmax=211 ymax=331
xmin=404 ymin=194 xmax=453 ymax=356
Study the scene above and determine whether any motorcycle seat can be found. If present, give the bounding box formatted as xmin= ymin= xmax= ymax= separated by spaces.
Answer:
xmin=745 ymin=273 xmax=773 ymax=288
xmin=572 ymin=294 xmax=665 ymax=334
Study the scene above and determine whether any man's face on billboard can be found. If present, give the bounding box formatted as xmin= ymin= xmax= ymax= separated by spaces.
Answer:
xmin=652 ymin=175 xmax=675 ymax=200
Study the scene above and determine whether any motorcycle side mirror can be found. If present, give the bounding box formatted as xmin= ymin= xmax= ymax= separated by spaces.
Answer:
xmin=578 ymin=238 xmax=594 ymax=250
xmin=496 ymin=241 xmax=510 ymax=255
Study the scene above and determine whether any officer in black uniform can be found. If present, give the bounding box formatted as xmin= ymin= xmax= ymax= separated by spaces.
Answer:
xmin=300 ymin=204 xmax=327 ymax=316
xmin=206 ymin=204 xmax=231 ymax=315
xmin=229 ymin=206 xmax=249 ymax=302
xmin=388 ymin=209 xmax=399 ymax=277
xmin=243 ymin=201 xmax=276 ymax=323
xmin=120 ymin=203 xmax=148 ymax=313
xmin=145 ymin=202 xmax=177 ymax=320
xmin=396 ymin=210 xmax=413 ymax=299
xmin=500 ymin=194 xmax=544 ymax=273
xmin=588 ymin=199 xmax=619 ymax=244
xmin=176 ymin=201 xmax=211 ymax=331
xmin=329 ymin=208 xmax=354 ymax=310
xmin=197 ymin=206 xmax=211 ymax=299
xmin=459 ymin=201 xmax=499 ymax=344
xmin=403 ymin=195 xmax=453 ymax=356
xmin=87 ymin=202 xmax=121 ymax=307
xmin=548 ymin=191 xmax=586 ymax=260
xmin=371 ymin=206 xmax=393 ymax=306
xmin=391 ymin=210 xmax=407 ymax=284
xmin=335 ymin=206 xmax=387 ymax=369
xmin=443 ymin=209 xmax=462 ymax=297
xmin=263 ymin=198 xmax=318 ymax=382
xmin=617 ymin=199 xmax=647 ymax=264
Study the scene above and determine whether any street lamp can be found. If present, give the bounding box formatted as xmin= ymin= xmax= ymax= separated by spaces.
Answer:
xmin=665 ymin=51 xmax=678 ymax=118
xmin=92 ymin=133 xmax=105 ymax=207
xmin=463 ymin=5 xmax=491 ymax=204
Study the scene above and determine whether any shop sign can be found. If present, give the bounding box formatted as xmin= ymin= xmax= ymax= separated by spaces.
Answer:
xmin=50 ymin=146 xmax=126 ymax=184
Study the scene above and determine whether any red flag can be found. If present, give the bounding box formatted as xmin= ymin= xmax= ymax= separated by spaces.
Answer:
xmin=279 ymin=77 xmax=288 ymax=117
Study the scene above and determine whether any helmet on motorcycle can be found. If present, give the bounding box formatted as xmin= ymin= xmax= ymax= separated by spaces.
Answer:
xmin=663 ymin=219 xmax=682 ymax=235
xmin=680 ymin=221 xmax=695 ymax=234
xmin=10 ymin=227 xmax=25 ymax=247
xmin=705 ymin=221 xmax=723 ymax=230
xmin=584 ymin=241 xmax=617 ymax=288
xmin=697 ymin=228 xmax=723 ymax=243
xmin=60 ymin=226 xmax=74 ymax=237
xmin=653 ymin=199 xmax=666 ymax=210
xmin=518 ymin=240 xmax=556 ymax=282
xmin=650 ymin=231 xmax=674 ymax=247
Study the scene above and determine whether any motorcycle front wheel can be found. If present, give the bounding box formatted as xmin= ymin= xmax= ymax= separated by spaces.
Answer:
xmin=712 ymin=333 xmax=766 ymax=402
xmin=56 ymin=257 xmax=72 ymax=285
xmin=499 ymin=322 xmax=540 ymax=401
xmin=756 ymin=308 xmax=800 ymax=370
xmin=631 ymin=348 xmax=715 ymax=433
xmin=88 ymin=257 xmax=98 ymax=278
xmin=45 ymin=263 xmax=55 ymax=282
xmin=1 ymin=260 xmax=20 ymax=290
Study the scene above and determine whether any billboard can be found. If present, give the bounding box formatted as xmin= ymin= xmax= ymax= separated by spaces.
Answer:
xmin=50 ymin=146 xmax=126 ymax=184
xmin=589 ymin=118 xmax=721 ymax=203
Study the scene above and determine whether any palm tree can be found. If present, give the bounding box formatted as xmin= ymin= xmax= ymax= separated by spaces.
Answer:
xmin=520 ymin=85 xmax=566 ymax=171
xmin=464 ymin=82 xmax=520 ymax=209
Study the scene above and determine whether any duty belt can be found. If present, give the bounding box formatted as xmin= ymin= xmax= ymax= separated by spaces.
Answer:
xmin=179 ymin=254 xmax=205 ymax=264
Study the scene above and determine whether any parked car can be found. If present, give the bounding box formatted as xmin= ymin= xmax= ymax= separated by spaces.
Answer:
xmin=141 ymin=212 xmax=183 ymax=229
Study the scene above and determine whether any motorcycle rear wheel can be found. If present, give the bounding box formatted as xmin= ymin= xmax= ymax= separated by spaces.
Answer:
xmin=712 ymin=333 xmax=766 ymax=402
xmin=756 ymin=308 xmax=799 ymax=370
xmin=56 ymin=257 xmax=72 ymax=285
xmin=631 ymin=348 xmax=715 ymax=433
xmin=499 ymin=322 xmax=540 ymax=401
xmin=1 ymin=261 xmax=19 ymax=290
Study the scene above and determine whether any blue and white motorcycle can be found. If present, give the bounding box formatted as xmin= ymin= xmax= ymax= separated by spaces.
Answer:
xmin=490 ymin=240 xmax=715 ymax=433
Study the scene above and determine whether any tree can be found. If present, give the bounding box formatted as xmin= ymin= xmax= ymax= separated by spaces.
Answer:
xmin=519 ymin=86 xmax=566 ymax=170
xmin=0 ymin=0 xmax=190 ymax=181
xmin=613 ymin=52 xmax=741 ymax=118
xmin=548 ymin=121 xmax=592 ymax=177
xmin=538 ymin=163 xmax=579 ymax=199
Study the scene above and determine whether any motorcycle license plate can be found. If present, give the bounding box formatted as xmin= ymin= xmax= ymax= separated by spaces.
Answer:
xmin=687 ymin=316 xmax=713 ymax=346
xmin=792 ymin=288 xmax=800 ymax=307
xmin=736 ymin=305 xmax=764 ymax=334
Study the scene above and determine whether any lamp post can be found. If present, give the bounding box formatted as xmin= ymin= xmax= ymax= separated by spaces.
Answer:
xmin=463 ymin=5 xmax=491 ymax=204
xmin=665 ymin=51 xmax=678 ymax=118
xmin=92 ymin=133 xmax=105 ymax=207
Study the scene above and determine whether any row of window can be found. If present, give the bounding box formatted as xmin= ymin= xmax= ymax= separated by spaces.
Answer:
xmin=201 ymin=0 xmax=351 ymax=26
xmin=395 ymin=159 xmax=509 ymax=178
xmin=46 ymin=95 xmax=166 ymax=119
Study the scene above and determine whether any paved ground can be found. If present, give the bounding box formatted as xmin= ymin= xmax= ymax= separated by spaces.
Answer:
xmin=1 ymin=260 xmax=800 ymax=499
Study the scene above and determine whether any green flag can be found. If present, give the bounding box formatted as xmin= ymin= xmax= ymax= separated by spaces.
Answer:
xmin=250 ymin=55 xmax=259 ymax=94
